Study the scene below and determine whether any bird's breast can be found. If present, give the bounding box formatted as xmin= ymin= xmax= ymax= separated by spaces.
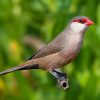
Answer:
xmin=59 ymin=34 xmax=83 ymax=65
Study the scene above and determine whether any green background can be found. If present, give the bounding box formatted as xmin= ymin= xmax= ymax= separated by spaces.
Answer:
xmin=0 ymin=0 xmax=100 ymax=100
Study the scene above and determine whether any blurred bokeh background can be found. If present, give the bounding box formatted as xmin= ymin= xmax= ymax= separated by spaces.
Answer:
xmin=0 ymin=0 xmax=100 ymax=100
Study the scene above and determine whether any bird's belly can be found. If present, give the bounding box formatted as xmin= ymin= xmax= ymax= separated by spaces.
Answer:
xmin=36 ymin=45 xmax=81 ymax=70
xmin=65 ymin=52 xmax=78 ymax=64
xmin=50 ymin=51 xmax=78 ymax=70
xmin=56 ymin=46 xmax=81 ymax=69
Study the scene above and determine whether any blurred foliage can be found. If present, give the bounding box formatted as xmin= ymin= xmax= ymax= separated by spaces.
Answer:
xmin=0 ymin=0 xmax=100 ymax=100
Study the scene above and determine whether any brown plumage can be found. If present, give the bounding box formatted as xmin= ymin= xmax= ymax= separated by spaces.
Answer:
xmin=0 ymin=16 xmax=93 ymax=77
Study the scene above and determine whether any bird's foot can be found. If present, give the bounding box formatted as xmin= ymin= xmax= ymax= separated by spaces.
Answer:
xmin=49 ymin=69 xmax=69 ymax=90
xmin=52 ymin=69 xmax=69 ymax=90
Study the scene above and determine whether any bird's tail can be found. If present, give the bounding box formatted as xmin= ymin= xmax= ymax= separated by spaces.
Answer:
xmin=0 ymin=60 xmax=39 ymax=76
xmin=0 ymin=66 xmax=25 ymax=76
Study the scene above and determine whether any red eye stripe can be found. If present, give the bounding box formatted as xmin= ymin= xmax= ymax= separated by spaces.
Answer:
xmin=72 ymin=18 xmax=88 ymax=23
xmin=71 ymin=17 xmax=94 ymax=26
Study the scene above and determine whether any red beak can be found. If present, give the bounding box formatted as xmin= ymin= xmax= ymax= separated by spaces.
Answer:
xmin=86 ymin=19 xmax=94 ymax=26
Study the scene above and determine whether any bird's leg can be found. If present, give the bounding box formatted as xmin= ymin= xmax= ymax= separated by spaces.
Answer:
xmin=49 ymin=69 xmax=69 ymax=90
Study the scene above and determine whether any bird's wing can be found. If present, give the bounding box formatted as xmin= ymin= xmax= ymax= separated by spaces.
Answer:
xmin=28 ymin=31 xmax=66 ymax=60
xmin=28 ymin=45 xmax=61 ymax=60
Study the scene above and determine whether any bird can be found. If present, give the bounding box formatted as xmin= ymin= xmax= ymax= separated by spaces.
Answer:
xmin=0 ymin=16 xmax=93 ymax=90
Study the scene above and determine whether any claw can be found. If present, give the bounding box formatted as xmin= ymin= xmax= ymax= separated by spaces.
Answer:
xmin=49 ymin=69 xmax=69 ymax=90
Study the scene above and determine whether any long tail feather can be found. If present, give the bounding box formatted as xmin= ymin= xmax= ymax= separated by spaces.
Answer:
xmin=0 ymin=63 xmax=39 ymax=76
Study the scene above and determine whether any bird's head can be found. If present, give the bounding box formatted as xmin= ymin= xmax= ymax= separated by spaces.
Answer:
xmin=68 ymin=16 xmax=94 ymax=33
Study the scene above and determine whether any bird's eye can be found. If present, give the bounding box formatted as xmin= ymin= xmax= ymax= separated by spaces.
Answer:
xmin=78 ymin=19 xmax=86 ymax=24
xmin=72 ymin=18 xmax=87 ymax=24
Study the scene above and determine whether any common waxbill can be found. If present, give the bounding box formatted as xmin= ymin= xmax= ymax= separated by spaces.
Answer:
xmin=0 ymin=16 xmax=93 ymax=90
